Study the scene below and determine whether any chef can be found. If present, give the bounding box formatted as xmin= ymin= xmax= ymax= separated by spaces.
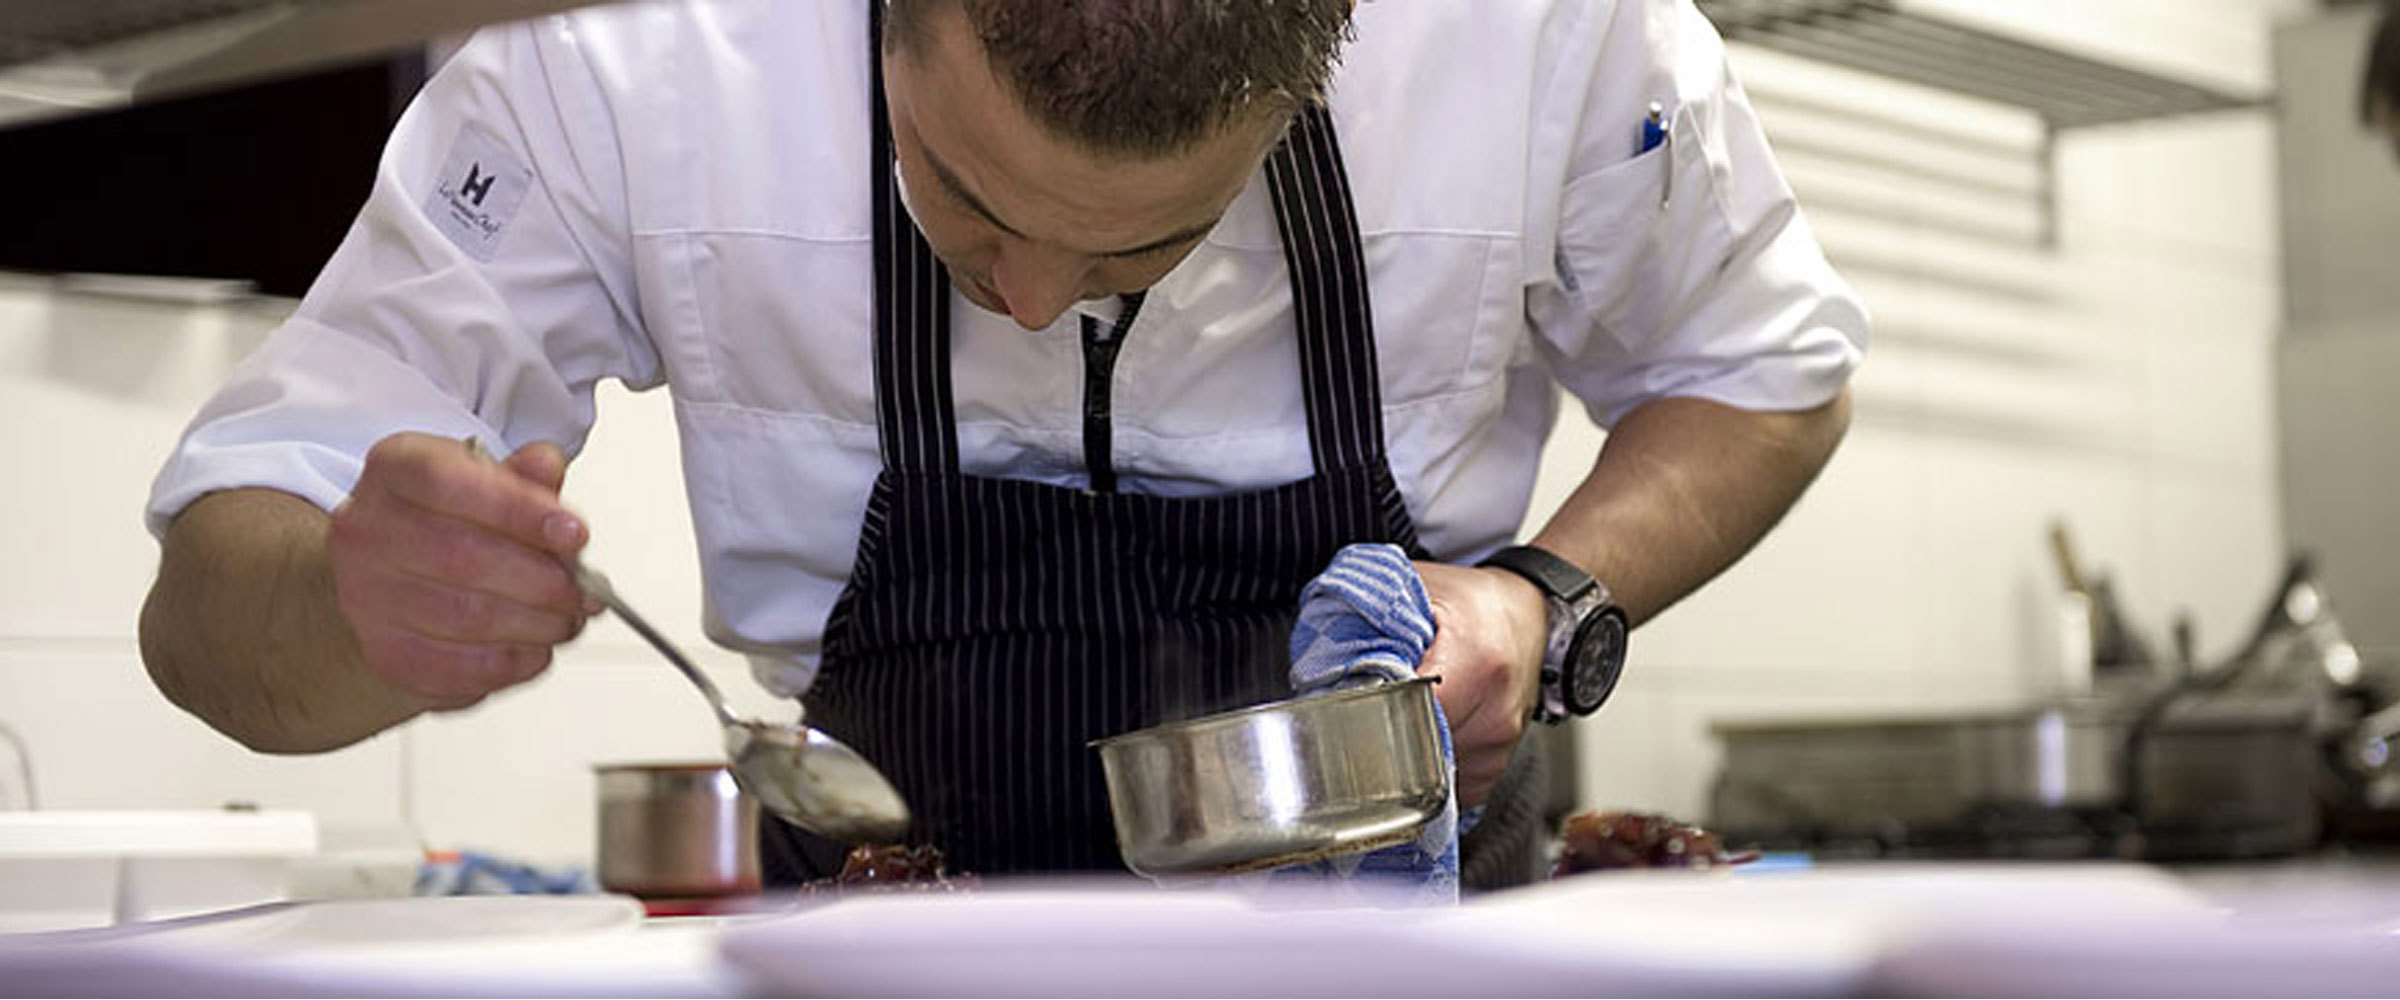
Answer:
xmin=138 ymin=0 xmax=1865 ymax=888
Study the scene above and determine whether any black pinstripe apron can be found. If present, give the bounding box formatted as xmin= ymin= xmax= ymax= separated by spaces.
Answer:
xmin=762 ymin=5 xmax=1450 ymax=880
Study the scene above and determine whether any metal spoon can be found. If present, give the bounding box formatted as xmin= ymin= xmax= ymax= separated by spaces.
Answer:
xmin=464 ymin=437 xmax=909 ymax=843
xmin=573 ymin=564 xmax=912 ymax=844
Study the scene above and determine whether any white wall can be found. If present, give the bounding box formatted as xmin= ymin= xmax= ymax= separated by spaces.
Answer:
xmin=0 ymin=0 xmax=2305 ymax=867
xmin=0 ymin=274 xmax=776 ymax=864
xmin=1550 ymin=0 xmax=2303 ymax=819
xmin=0 ymin=276 xmax=408 ymax=829
xmin=2273 ymin=5 xmax=2400 ymax=661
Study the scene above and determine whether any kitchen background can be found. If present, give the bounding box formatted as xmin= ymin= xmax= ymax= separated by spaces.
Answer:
xmin=0 ymin=0 xmax=2391 ymax=871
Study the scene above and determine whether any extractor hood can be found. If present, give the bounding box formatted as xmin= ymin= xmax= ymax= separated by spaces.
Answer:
xmin=0 ymin=0 xmax=619 ymax=129
xmin=1694 ymin=0 xmax=2266 ymax=130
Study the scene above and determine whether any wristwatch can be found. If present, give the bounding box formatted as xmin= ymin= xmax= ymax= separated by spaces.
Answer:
xmin=1477 ymin=544 xmax=1628 ymax=724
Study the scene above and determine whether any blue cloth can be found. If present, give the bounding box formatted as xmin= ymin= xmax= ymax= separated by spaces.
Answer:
xmin=1288 ymin=543 xmax=1437 ymax=691
xmin=415 ymin=851 xmax=597 ymax=896
xmin=1275 ymin=542 xmax=1473 ymax=905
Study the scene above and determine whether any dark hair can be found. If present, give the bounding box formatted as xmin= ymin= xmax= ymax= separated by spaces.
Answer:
xmin=2364 ymin=3 xmax=2400 ymax=125
xmin=883 ymin=0 xmax=1355 ymax=157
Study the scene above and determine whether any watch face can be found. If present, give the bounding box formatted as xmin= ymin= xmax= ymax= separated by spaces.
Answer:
xmin=1567 ymin=607 xmax=1629 ymax=716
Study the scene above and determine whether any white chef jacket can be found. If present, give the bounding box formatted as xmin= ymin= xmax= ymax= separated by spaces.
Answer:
xmin=146 ymin=0 xmax=1867 ymax=697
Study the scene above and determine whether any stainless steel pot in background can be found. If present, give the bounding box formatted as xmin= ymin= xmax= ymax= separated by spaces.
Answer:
xmin=1092 ymin=676 xmax=1449 ymax=879
xmin=595 ymin=762 xmax=760 ymax=899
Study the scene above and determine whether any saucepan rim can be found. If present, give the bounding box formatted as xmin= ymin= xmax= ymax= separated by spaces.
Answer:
xmin=1087 ymin=673 xmax=1440 ymax=750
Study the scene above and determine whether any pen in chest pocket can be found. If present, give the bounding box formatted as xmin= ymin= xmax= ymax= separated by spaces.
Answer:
xmin=1642 ymin=101 xmax=1672 ymax=209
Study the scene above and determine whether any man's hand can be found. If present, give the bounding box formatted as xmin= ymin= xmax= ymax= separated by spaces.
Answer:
xmin=1415 ymin=561 xmax=1548 ymax=806
xmin=327 ymin=432 xmax=593 ymax=712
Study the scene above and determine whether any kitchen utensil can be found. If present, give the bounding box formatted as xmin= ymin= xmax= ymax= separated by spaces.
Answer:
xmin=1713 ymin=706 xmax=2128 ymax=830
xmin=575 ymin=567 xmax=909 ymax=845
xmin=1090 ymin=675 xmax=1448 ymax=878
xmin=1711 ymin=696 xmax=2322 ymax=861
xmin=460 ymin=437 xmax=908 ymax=844
xmin=594 ymin=762 xmax=759 ymax=898
xmin=2219 ymin=555 xmax=2362 ymax=692
xmin=2048 ymin=521 xmax=2154 ymax=671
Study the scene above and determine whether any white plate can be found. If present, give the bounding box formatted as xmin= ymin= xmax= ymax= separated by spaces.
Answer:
xmin=0 ymin=896 xmax=739 ymax=997
xmin=717 ymin=882 xmax=1507 ymax=998
xmin=1434 ymin=862 xmax=2211 ymax=996
xmin=715 ymin=873 xmax=1896 ymax=998
xmin=1457 ymin=861 xmax=2400 ymax=998
xmin=716 ymin=863 xmax=2270 ymax=998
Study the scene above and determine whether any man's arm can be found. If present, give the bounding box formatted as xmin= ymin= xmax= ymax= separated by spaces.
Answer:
xmin=1530 ymin=387 xmax=1852 ymax=626
xmin=142 ymin=489 xmax=418 ymax=753
xmin=1420 ymin=387 xmax=1851 ymax=803
xmin=141 ymin=437 xmax=592 ymax=753
xmin=138 ymin=23 xmax=656 ymax=751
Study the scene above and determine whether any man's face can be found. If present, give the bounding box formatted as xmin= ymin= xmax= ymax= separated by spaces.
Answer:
xmin=2374 ymin=94 xmax=2400 ymax=166
xmin=882 ymin=6 xmax=1284 ymax=331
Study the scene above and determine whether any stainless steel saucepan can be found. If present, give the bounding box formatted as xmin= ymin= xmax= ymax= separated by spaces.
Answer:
xmin=1091 ymin=676 xmax=1448 ymax=879
xmin=594 ymin=762 xmax=761 ymax=899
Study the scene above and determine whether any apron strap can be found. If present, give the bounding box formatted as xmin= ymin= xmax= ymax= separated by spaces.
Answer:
xmin=1264 ymin=105 xmax=1390 ymax=476
xmin=869 ymin=0 xmax=960 ymax=476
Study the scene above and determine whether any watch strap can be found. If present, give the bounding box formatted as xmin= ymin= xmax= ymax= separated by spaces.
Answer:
xmin=1477 ymin=545 xmax=1598 ymax=604
xmin=1480 ymin=544 xmax=1615 ymax=724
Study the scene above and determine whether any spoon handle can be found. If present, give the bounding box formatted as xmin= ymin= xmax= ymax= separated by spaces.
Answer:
xmin=463 ymin=437 xmax=741 ymax=729
xmin=574 ymin=566 xmax=742 ymax=730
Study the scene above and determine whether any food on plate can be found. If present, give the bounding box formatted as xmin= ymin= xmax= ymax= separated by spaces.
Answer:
xmin=1550 ymin=809 xmax=1758 ymax=875
xmin=798 ymin=844 xmax=979 ymax=894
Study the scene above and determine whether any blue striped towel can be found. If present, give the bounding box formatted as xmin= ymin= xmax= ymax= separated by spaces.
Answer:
xmin=1273 ymin=542 xmax=1474 ymax=905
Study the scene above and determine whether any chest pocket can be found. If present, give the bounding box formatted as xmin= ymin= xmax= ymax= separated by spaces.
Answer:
xmin=1551 ymin=108 xmax=1734 ymax=360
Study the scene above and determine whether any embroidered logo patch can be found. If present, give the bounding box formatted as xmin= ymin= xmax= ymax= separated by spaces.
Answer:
xmin=425 ymin=125 xmax=532 ymax=261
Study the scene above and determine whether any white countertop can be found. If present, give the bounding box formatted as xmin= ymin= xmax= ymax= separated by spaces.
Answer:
xmin=4 ymin=859 xmax=2397 ymax=997
xmin=0 ymin=896 xmax=746 ymax=998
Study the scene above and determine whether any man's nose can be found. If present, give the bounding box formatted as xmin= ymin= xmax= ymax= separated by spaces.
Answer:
xmin=989 ymin=241 xmax=1091 ymax=331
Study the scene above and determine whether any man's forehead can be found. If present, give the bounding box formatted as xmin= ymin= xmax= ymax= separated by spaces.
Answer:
xmin=890 ymin=14 xmax=1279 ymax=257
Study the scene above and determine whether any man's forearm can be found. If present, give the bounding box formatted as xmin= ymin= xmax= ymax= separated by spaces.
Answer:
xmin=140 ymin=488 xmax=421 ymax=753
xmin=1531 ymin=387 xmax=1852 ymax=626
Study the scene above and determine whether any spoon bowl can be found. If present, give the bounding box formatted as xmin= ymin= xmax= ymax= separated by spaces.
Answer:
xmin=576 ymin=565 xmax=912 ymax=844
xmin=725 ymin=719 xmax=911 ymax=844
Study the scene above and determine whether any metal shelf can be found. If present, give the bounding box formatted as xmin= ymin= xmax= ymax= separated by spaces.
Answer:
xmin=1697 ymin=0 xmax=2267 ymax=130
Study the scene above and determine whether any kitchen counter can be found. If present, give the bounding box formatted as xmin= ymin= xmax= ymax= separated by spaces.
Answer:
xmin=2167 ymin=844 xmax=2400 ymax=898
xmin=3 ymin=858 xmax=2396 ymax=997
xmin=0 ymin=896 xmax=745 ymax=998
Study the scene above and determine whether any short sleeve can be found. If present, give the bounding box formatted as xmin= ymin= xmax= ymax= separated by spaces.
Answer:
xmin=146 ymin=16 xmax=657 ymax=536
xmin=1525 ymin=0 xmax=1867 ymax=428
